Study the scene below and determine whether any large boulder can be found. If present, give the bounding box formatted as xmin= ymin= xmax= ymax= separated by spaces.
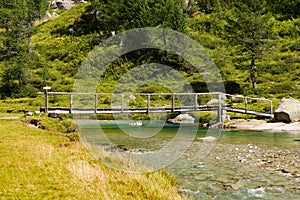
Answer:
xmin=50 ymin=0 xmax=75 ymax=10
xmin=274 ymin=98 xmax=300 ymax=123
xmin=169 ymin=114 xmax=195 ymax=124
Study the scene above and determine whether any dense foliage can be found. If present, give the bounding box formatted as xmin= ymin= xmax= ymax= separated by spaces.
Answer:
xmin=0 ymin=0 xmax=299 ymax=99
xmin=0 ymin=0 xmax=48 ymax=98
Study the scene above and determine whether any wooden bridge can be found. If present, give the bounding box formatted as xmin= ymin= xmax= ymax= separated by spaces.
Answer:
xmin=39 ymin=91 xmax=273 ymax=122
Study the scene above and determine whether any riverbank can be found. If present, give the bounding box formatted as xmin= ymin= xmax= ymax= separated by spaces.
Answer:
xmin=223 ymin=119 xmax=300 ymax=133
xmin=0 ymin=119 xmax=183 ymax=199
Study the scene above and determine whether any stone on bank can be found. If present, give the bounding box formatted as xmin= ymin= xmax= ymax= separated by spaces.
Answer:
xmin=273 ymin=98 xmax=300 ymax=123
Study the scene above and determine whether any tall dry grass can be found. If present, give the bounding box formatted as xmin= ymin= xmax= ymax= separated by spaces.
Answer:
xmin=0 ymin=120 xmax=185 ymax=200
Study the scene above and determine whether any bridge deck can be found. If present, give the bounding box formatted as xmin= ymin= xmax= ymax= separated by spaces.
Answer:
xmin=41 ymin=105 xmax=273 ymax=118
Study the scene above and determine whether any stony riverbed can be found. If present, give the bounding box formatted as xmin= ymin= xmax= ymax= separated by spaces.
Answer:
xmin=77 ymin=120 xmax=300 ymax=199
xmin=170 ymin=139 xmax=300 ymax=199
xmin=208 ymin=143 xmax=300 ymax=181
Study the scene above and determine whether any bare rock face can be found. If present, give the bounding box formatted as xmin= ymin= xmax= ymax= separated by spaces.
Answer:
xmin=50 ymin=0 xmax=75 ymax=10
xmin=274 ymin=98 xmax=300 ymax=123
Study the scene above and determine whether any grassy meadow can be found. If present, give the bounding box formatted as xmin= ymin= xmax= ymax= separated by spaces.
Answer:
xmin=0 ymin=119 xmax=184 ymax=200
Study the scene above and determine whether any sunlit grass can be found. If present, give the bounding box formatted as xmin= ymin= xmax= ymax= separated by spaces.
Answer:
xmin=0 ymin=120 xmax=184 ymax=199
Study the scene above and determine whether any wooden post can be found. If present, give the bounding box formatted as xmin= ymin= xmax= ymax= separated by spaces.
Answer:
xmin=45 ymin=90 xmax=48 ymax=113
xmin=95 ymin=94 xmax=98 ymax=114
xmin=245 ymin=97 xmax=248 ymax=114
xmin=121 ymin=94 xmax=124 ymax=113
xmin=70 ymin=94 xmax=73 ymax=114
xmin=270 ymin=100 xmax=273 ymax=115
xmin=194 ymin=93 xmax=198 ymax=110
xmin=147 ymin=94 xmax=150 ymax=113
xmin=172 ymin=93 xmax=175 ymax=112
xmin=217 ymin=93 xmax=222 ymax=123
xmin=43 ymin=86 xmax=51 ymax=113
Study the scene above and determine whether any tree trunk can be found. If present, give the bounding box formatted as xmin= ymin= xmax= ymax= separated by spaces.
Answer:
xmin=250 ymin=26 xmax=258 ymax=90
xmin=250 ymin=58 xmax=257 ymax=89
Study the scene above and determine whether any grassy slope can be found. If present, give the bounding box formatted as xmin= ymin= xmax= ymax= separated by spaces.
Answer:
xmin=187 ymin=15 xmax=300 ymax=99
xmin=0 ymin=3 xmax=297 ymax=118
xmin=0 ymin=120 xmax=183 ymax=199
xmin=31 ymin=3 xmax=94 ymax=92
xmin=31 ymin=3 xmax=299 ymax=98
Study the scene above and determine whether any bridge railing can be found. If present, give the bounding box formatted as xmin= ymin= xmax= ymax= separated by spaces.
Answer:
xmin=223 ymin=94 xmax=273 ymax=116
xmin=38 ymin=91 xmax=273 ymax=119
xmin=38 ymin=92 xmax=221 ymax=112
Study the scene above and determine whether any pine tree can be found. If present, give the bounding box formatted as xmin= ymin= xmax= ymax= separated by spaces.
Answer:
xmin=224 ymin=0 xmax=274 ymax=91
xmin=0 ymin=0 xmax=47 ymax=98
xmin=90 ymin=0 xmax=186 ymax=33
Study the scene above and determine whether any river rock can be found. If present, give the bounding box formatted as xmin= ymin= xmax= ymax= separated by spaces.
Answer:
xmin=274 ymin=98 xmax=300 ymax=122
xmin=169 ymin=114 xmax=195 ymax=124
xmin=44 ymin=11 xmax=52 ymax=19
xmin=197 ymin=136 xmax=217 ymax=141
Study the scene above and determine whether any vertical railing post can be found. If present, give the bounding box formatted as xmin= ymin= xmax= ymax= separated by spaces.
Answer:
xmin=45 ymin=91 xmax=48 ymax=113
xmin=194 ymin=93 xmax=198 ymax=110
xmin=43 ymin=86 xmax=51 ymax=113
xmin=121 ymin=94 xmax=124 ymax=113
xmin=70 ymin=94 xmax=73 ymax=114
xmin=95 ymin=94 xmax=98 ymax=114
xmin=245 ymin=97 xmax=248 ymax=114
xmin=147 ymin=94 xmax=150 ymax=113
xmin=172 ymin=93 xmax=175 ymax=112
xmin=270 ymin=100 xmax=273 ymax=115
xmin=217 ymin=92 xmax=222 ymax=123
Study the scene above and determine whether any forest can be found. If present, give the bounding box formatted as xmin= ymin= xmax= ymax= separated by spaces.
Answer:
xmin=0 ymin=0 xmax=299 ymax=100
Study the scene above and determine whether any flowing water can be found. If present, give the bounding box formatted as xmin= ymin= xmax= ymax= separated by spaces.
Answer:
xmin=77 ymin=120 xmax=300 ymax=199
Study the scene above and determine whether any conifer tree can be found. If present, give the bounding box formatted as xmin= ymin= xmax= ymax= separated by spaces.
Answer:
xmin=90 ymin=0 xmax=186 ymax=33
xmin=0 ymin=0 xmax=48 ymax=97
xmin=224 ymin=0 xmax=274 ymax=91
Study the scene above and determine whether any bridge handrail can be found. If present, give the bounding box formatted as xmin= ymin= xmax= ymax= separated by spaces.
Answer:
xmin=38 ymin=92 xmax=221 ymax=96
xmin=38 ymin=91 xmax=273 ymax=118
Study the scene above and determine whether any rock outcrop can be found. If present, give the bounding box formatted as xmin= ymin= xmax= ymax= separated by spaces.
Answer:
xmin=274 ymin=98 xmax=300 ymax=123
xmin=50 ymin=0 xmax=76 ymax=10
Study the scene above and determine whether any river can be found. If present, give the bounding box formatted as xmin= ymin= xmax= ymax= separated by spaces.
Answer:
xmin=76 ymin=120 xmax=300 ymax=199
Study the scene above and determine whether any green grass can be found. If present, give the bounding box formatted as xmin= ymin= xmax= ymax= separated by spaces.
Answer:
xmin=0 ymin=113 xmax=23 ymax=118
xmin=0 ymin=97 xmax=44 ymax=113
xmin=0 ymin=120 xmax=184 ymax=200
